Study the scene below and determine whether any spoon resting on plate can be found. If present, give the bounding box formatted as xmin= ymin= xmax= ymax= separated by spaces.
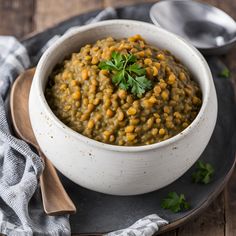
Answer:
xmin=10 ymin=68 xmax=76 ymax=215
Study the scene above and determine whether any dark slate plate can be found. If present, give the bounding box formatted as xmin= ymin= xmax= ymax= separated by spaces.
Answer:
xmin=61 ymin=73 xmax=236 ymax=234
xmin=22 ymin=3 xmax=236 ymax=234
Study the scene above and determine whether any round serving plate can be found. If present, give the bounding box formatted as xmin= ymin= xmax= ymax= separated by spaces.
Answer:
xmin=21 ymin=3 xmax=236 ymax=234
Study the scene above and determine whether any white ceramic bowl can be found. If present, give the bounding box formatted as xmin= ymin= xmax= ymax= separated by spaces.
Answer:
xmin=29 ymin=20 xmax=217 ymax=195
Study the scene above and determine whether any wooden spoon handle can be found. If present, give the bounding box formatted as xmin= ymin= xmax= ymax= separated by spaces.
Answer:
xmin=39 ymin=150 xmax=76 ymax=215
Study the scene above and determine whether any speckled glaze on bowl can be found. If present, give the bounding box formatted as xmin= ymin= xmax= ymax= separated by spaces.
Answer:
xmin=29 ymin=20 xmax=217 ymax=195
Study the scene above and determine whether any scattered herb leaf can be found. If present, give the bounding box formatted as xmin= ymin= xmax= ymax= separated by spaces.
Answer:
xmin=192 ymin=160 xmax=214 ymax=184
xmin=161 ymin=192 xmax=190 ymax=213
xmin=219 ymin=68 xmax=230 ymax=78
xmin=99 ymin=52 xmax=152 ymax=97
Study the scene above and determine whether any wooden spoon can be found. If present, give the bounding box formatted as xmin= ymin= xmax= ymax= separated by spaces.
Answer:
xmin=10 ymin=68 xmax=76 ymax=215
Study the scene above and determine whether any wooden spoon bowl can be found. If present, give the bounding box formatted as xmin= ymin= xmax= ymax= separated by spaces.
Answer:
xmin=10 ymin=68 xmax=76 ymax=215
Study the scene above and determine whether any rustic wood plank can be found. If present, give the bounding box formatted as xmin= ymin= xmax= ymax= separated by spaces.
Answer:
xmin=0 ymin=0 xmax=236 ymax=236
xmin=161 ymin=230 xmax=177 ymax=236
xmin=225 ymin=167 xmax=236 ymax=236
xmin=203 ymin=0 xmax=236 ymax=19
xmin=177 ymin=193 xmax=225 ymax=236
xmin=34 ymin=0 xmax=104 ymax=32
xmin=104 ymin=0 xmax=156 ymax=8
xmin=0 ymin=0 xmax=35 ymax=38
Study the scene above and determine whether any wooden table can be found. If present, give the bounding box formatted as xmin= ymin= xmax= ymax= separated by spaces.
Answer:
xmin=0 ymin=0 xmax=235 ymax=235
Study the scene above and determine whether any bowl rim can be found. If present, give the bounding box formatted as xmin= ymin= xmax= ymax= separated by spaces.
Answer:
xmin=32 ymin=19 xmax=213 ymax=152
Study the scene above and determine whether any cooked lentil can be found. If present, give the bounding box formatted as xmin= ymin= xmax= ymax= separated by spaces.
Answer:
xmin=45 ymin=35 xmax=202 ymax=146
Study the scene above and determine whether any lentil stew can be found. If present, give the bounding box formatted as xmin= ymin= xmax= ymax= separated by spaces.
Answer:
xmin=45 ymin=35 xmax=202 ymax=146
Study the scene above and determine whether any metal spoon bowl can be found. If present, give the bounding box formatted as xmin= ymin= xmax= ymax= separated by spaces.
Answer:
xmin=150 ymin=0 xmax=236 ymax=55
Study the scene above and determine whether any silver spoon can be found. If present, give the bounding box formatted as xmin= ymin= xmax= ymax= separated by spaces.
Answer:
xmin=150 ymin=0 xmax=236 ymax=55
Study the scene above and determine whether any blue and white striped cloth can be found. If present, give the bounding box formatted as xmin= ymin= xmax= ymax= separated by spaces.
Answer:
xmin=0 ymin=37 xmax=30 ymax=99
xmin=0 ymin=36 xmax=71 ymax=236
xmin=0 ymin=8 xmax=168 ymax=236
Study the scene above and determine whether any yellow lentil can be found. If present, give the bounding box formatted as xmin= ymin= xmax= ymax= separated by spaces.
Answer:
xmin=87 ymin=120 xmax=95 ymax=129
xmin=106 ymin=109 xmax=114 ymax=117
xmin=159 ymin=128 xmax=166 ymax=135
xmin=81 ymin=69 xmax=88 ymax=80
xmin=168 ymin=73 xmax=176 ymax=85
xmin=126 ymin=133 xmax=136 ymax=142
xmin=127 ymin=107 xmax=137 ymax=116
xmin=72 ymin=91 xmax=81 ymax=100
xmin=125 ymin=125 xmax=135 ymax=133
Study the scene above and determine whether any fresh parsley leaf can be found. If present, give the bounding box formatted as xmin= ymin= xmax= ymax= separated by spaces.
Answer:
xmin=125 ymin=53 xmax=136 ymax=64
xmin=112 ymin=51 xmax=123 ymax=70
xmin=112 ymin=71 xmax=124 ymax=85
xmin=161 ymin=192 xmax=190 ymax=213
xmin=99 ymin=60 xmax=117 ymax=71
xmin=98 ymin=52 xmax=152 ymax=97
xmin=219 ymin=68 xmax=230 ymax=78
xmin=132 ymin=75 xmax=152 ymax=98
xmin=192 ymin=160 xmax=214 ymax=184
xmin=127 ymin=63 xmax=146 ymax=76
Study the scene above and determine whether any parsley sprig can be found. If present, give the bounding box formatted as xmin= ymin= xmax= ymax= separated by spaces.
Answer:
xmin=192 ymin=160 xmax=214 ymax=184
xmin=219 ymin=67 xmax=230 ymax=78
xmin=99 ymin=52 xmax=152 ymax=97
xmin=161 ymin=192 xmax=190 ymax=213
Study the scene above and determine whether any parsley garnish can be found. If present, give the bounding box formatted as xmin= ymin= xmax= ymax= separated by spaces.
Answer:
xmin=161 ymin=192 xmax=190 ymax=213
xmin=192 ymin=160 xmax=214 ymax=184
xmin=99 ymin=52 xmax=152 ymax=97
xmin=219 ymin=68 xmax=230 ymax=78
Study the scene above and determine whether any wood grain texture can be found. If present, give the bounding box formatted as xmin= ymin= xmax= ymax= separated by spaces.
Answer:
xmin=161 ymin=231 xmax=177 ymax=236
xmin=225 ymin=167 xmax=236 ymax=236
xmin=203 ymin=0 xmax=236 ymax=19
xmin=34 ymin=0 xmax=104 ymax=31
xmin=0 ymin=0 xmax=236 ymax=235
xmin=0 ymin=0 xmax=35 ymax=38
xmin=178 ymin=194 xmax=225 ymax=236
xmin=104 ymin=0 xmax=156 ymax=8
